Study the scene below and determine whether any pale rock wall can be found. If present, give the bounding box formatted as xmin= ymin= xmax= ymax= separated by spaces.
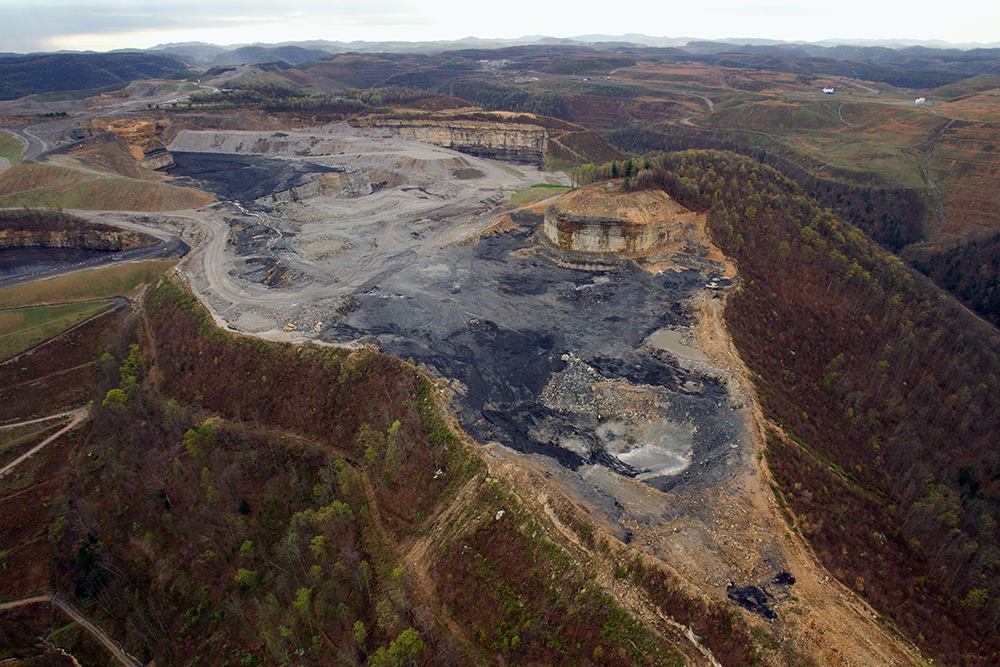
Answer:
xmin=140 ymin=149 xmax=175 ymax=170
xmin=371 ymin=119 xmax=548 ymax=164
xmin=110 ymin=120 xmax=175 ymax=170
xmin=254 ymin=170 xmax=373 ymax=206
xmin=536 ymin=186 xmax=707 ymax=271
xmin=542 ymin=211 xmax=687 ymax=255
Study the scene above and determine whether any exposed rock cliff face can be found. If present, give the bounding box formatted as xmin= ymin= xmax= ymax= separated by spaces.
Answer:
xmin=109 ymin=119 xmax=174 ymax=170
xmin=254 ymin=169 xmax=373 ymax=206
xmin=43 ymin=119 xmax=176 ymax=181
xmin=0 ymin=228 xmax=152 ymax=251
xmin=373 ymin=118 xmax=548 ymax=164
xmin=536 ymin=182 xmax=719 ymax=272
xmin=355 ymin=110 xmax=622 ymax=166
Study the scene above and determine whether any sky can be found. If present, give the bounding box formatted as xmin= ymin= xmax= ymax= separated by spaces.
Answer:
xmin=2 ymin=0 xmax=998 ymax=53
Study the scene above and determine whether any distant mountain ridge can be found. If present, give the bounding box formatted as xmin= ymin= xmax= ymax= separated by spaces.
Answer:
xmin=0 ymin=51 xmax=194 ymax=101
xmin=139 ymin=36 xmax=1000 ymax=77
xmin=5 ymin=36 xmax=1000 ymax=101
xmin=681 ymin=41 xmax=1000 ymax=75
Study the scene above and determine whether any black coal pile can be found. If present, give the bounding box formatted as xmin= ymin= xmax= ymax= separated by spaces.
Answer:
xmin=0 ymin=247 xmax=114 ymax=277
xmin=323 ymin=227 xmax=748 ymax=492
xmin=727 ymin=571 xmax=797 ymax=620
xmin=168 ymin=152 xmax=343 ymax=202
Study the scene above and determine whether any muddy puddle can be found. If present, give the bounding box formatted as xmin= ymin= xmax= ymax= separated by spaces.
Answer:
xmin=648 ymin=328 xmax=709 ymax=361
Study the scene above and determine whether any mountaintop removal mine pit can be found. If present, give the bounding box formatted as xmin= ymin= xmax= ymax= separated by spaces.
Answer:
xmin=81 ymin=123 xmax=765 ymax=572
xmin=63 ymin=121 xmax=927 ymax=664
xmin=158 ymin=124 xmax=746 ymax=491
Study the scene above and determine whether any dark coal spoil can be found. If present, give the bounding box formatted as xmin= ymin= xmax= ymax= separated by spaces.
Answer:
xmin=773 ymin=571 xmax=796 ymax=586
xmin=323 ymin=228 xmax=746 ymax=492
xmin=588 ymin=353 xmax=685 ymax=392
xmin=0 ymin=247 xmax=115 ymax=276
xmin=726 ymin=569 xmax=797 ymax=619
xmin=168 ymin=152 xmax=344 ymax=202
xmin=727 ymin=584 xmax=777 ymax=620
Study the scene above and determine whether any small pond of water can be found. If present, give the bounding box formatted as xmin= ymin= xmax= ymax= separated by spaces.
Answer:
xmin=648 ymin=329 xmax=708 ymax=361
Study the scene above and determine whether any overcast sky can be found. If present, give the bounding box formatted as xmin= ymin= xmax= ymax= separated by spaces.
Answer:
xmin=3 ymin=0 xmax=998 ymax=53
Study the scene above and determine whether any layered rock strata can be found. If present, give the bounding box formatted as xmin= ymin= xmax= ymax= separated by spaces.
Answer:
xmin=537 ymin=183 xmax=704 ymax=270
xmin=254 ymin=170 xmax=373 ymax=206
xmin=369 ymin=117 xmax=547 ymax=164
xmin=109 ymin=120 xmax=174 ymax=170
xmin=0 ymin=228 xmax=151 ymax=250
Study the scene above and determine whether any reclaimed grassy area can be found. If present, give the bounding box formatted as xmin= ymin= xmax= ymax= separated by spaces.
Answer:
xmin=0 ymin=260 xmax=177 ymax=308
xmin=510 ymin=183 xmax=571 ymax=204
xmin=0 ymin=175 xmax=213 ymax=211
xmin=25 ymin=84 xmax=127 ymax=103
xmin=0 ymin=301 xmax=112 ymax=360
xmin=0 ymin=131 xmax=24 ymax=163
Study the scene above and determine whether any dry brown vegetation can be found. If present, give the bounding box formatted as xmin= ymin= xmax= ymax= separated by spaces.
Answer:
xmin=0 ymin=161 xmax=212 ymax=210
xmin=640 ymin=149 xmax=1000 ymax=665
xmin=0 ymin=310 xmax=117 ymax=422
xmin=926 ymin=120 xmax=1000 ymax=243
xmin=0 ymin=277 xmax=800 ymax=667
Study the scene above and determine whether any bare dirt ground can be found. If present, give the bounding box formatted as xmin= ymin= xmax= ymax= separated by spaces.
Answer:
xmin=80 ymin=124 xmax=569 ymax=342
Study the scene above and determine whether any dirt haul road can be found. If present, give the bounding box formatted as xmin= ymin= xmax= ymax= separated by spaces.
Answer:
xmin=0 ymin=408 xmax=88 ymax=479
xmin=81 ymin=122 xmax=926 ymax=666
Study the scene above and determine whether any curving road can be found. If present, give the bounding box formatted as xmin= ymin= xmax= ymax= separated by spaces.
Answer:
xmin=0 ymin=594 xmax=143 ymax=667
xmin=0 ymin=217 xmax=189 ymax=290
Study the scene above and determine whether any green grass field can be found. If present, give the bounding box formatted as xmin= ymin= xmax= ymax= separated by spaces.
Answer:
xmin=25 ymin=83 xmax=127 ymax=102
xmin=0 ymin=176 xmax=212 ymax=211
xmin=0 ymin=131 xmax=24 ymax=163
xmin=0 ymin=260 xmax=177 ymax=309
xmin=0 ymin=301 xmax=112 ymax=360
xmin=498 ymin=164 xmax=525 ymax=177
xmin=510 ymin=183 xmax=571 ymax=204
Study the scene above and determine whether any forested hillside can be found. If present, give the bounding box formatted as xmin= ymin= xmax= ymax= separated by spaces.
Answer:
xmin=624 ymin=150 xmax=1000 ymax=665
xmin=447 ymin=80 xmax=569 ymax=119
xmin=0 ymin=52 xmax=193 ymax=100
xmin=44 ymin=278 xmax=780 ymax=666
xmin=913 ymin=232 xmax=1000 ymax=328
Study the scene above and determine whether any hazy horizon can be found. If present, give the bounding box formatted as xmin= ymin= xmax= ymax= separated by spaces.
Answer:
xmin=2 ymin=0 xmax=997 ymax=55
